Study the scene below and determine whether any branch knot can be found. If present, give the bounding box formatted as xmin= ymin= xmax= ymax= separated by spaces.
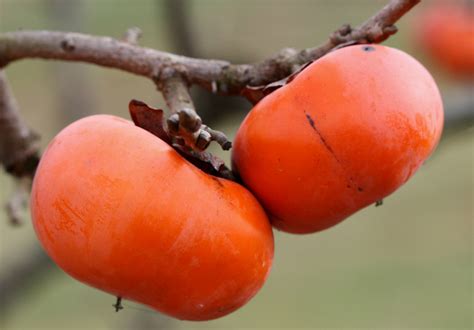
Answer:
xmin=60 ymin=38 xmax=75 ymax=52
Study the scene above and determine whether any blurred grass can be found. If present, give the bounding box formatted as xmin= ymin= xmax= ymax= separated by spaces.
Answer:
xmin=1 ymin=0 xmax=473 ymax=329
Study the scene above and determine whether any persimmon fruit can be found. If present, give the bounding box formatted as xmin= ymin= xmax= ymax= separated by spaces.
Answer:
xmin=232 ymin=45 xmax=444 ymax=234
xmin=416 ymin=0 xmax=474 ymax=78
xmin=31 ymin=115 xmax=274 ymax=321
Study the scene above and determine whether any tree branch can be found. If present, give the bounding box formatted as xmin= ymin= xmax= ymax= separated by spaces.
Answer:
xmin=295 ymin=0 xmax=420 ymax=64
xmin=0 ymin=30 xmax=231 ymax=91
xmin=0 ymin=0 xmax=420 ymax=95
xmin=0 ymin=71 xmax=40 ymax=177
xmin=0 ymin=71 xmax=39 ymax=225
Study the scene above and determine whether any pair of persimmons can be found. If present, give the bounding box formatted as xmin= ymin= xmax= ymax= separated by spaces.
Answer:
xmin=31 ymin=45 xmax=443 ymax=320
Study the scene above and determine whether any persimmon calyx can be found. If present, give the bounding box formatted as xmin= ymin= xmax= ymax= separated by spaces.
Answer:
xmin=128 ymin=99 xmax=234 ymax=181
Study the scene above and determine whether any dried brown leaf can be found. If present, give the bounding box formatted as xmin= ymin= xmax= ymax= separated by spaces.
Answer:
xmin=128 ymin=99 xmax=170 ymax=143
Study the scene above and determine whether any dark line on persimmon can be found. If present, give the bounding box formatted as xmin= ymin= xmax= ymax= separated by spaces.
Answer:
xmin=303 ymin=111 xmax=364 ymax=193
xmin=304 ymin=112 xmax=339 ymax=162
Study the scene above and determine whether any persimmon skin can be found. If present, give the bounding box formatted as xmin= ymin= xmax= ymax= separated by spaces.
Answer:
xmin=416 ymin=1 xmax=474 ymax=78
xmin=31 ymin=115 xmax=274 ymax=321
xmin=232 ymin=45 xmax=444 ymax=234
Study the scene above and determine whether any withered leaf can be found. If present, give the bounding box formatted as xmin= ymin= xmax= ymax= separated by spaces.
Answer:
xmin=128 ymin=99 xmax=171 ymax=144
xmin=241 ymin=85 xmax=266 ymax=105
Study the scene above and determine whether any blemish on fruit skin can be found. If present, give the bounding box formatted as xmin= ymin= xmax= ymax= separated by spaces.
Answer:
xmin=304 ymin=111 xmax=364 ymax=194
xmin=51 ymin=198 xmax=87 ymax=238
xmin=305 ymin=112 xmax=316 ymax=129
xmin=362 ymin=45 xmax=375 ymax=52
xmin=304 ymin=112 xmax=336 ymax=157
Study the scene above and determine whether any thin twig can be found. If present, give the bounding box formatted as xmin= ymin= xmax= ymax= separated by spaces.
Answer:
xmin=202 ymin=126 xmax=232 ymax=150
xmin=5 ymin=177 xmax=31 ymax=226
xmin=297 ymin=0 xmax=420 ymax=65
xmin=0 ymin=70 xmax=40 ymax=177
xmin=113 ymin=296 xmax=124 ymax=312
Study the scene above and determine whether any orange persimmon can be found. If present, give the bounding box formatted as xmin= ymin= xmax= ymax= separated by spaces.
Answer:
xmin=232 ymin=45 xmax=444 ymax=234
xmin=31 ymin=115 xmax=274 ymax=321
xmin=416 ymin=0 xmax=474 ymax=78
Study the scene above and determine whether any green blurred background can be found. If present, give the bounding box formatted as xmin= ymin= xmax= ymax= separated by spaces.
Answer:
xmin=0 ymin=0 xmax=472 ymax=329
